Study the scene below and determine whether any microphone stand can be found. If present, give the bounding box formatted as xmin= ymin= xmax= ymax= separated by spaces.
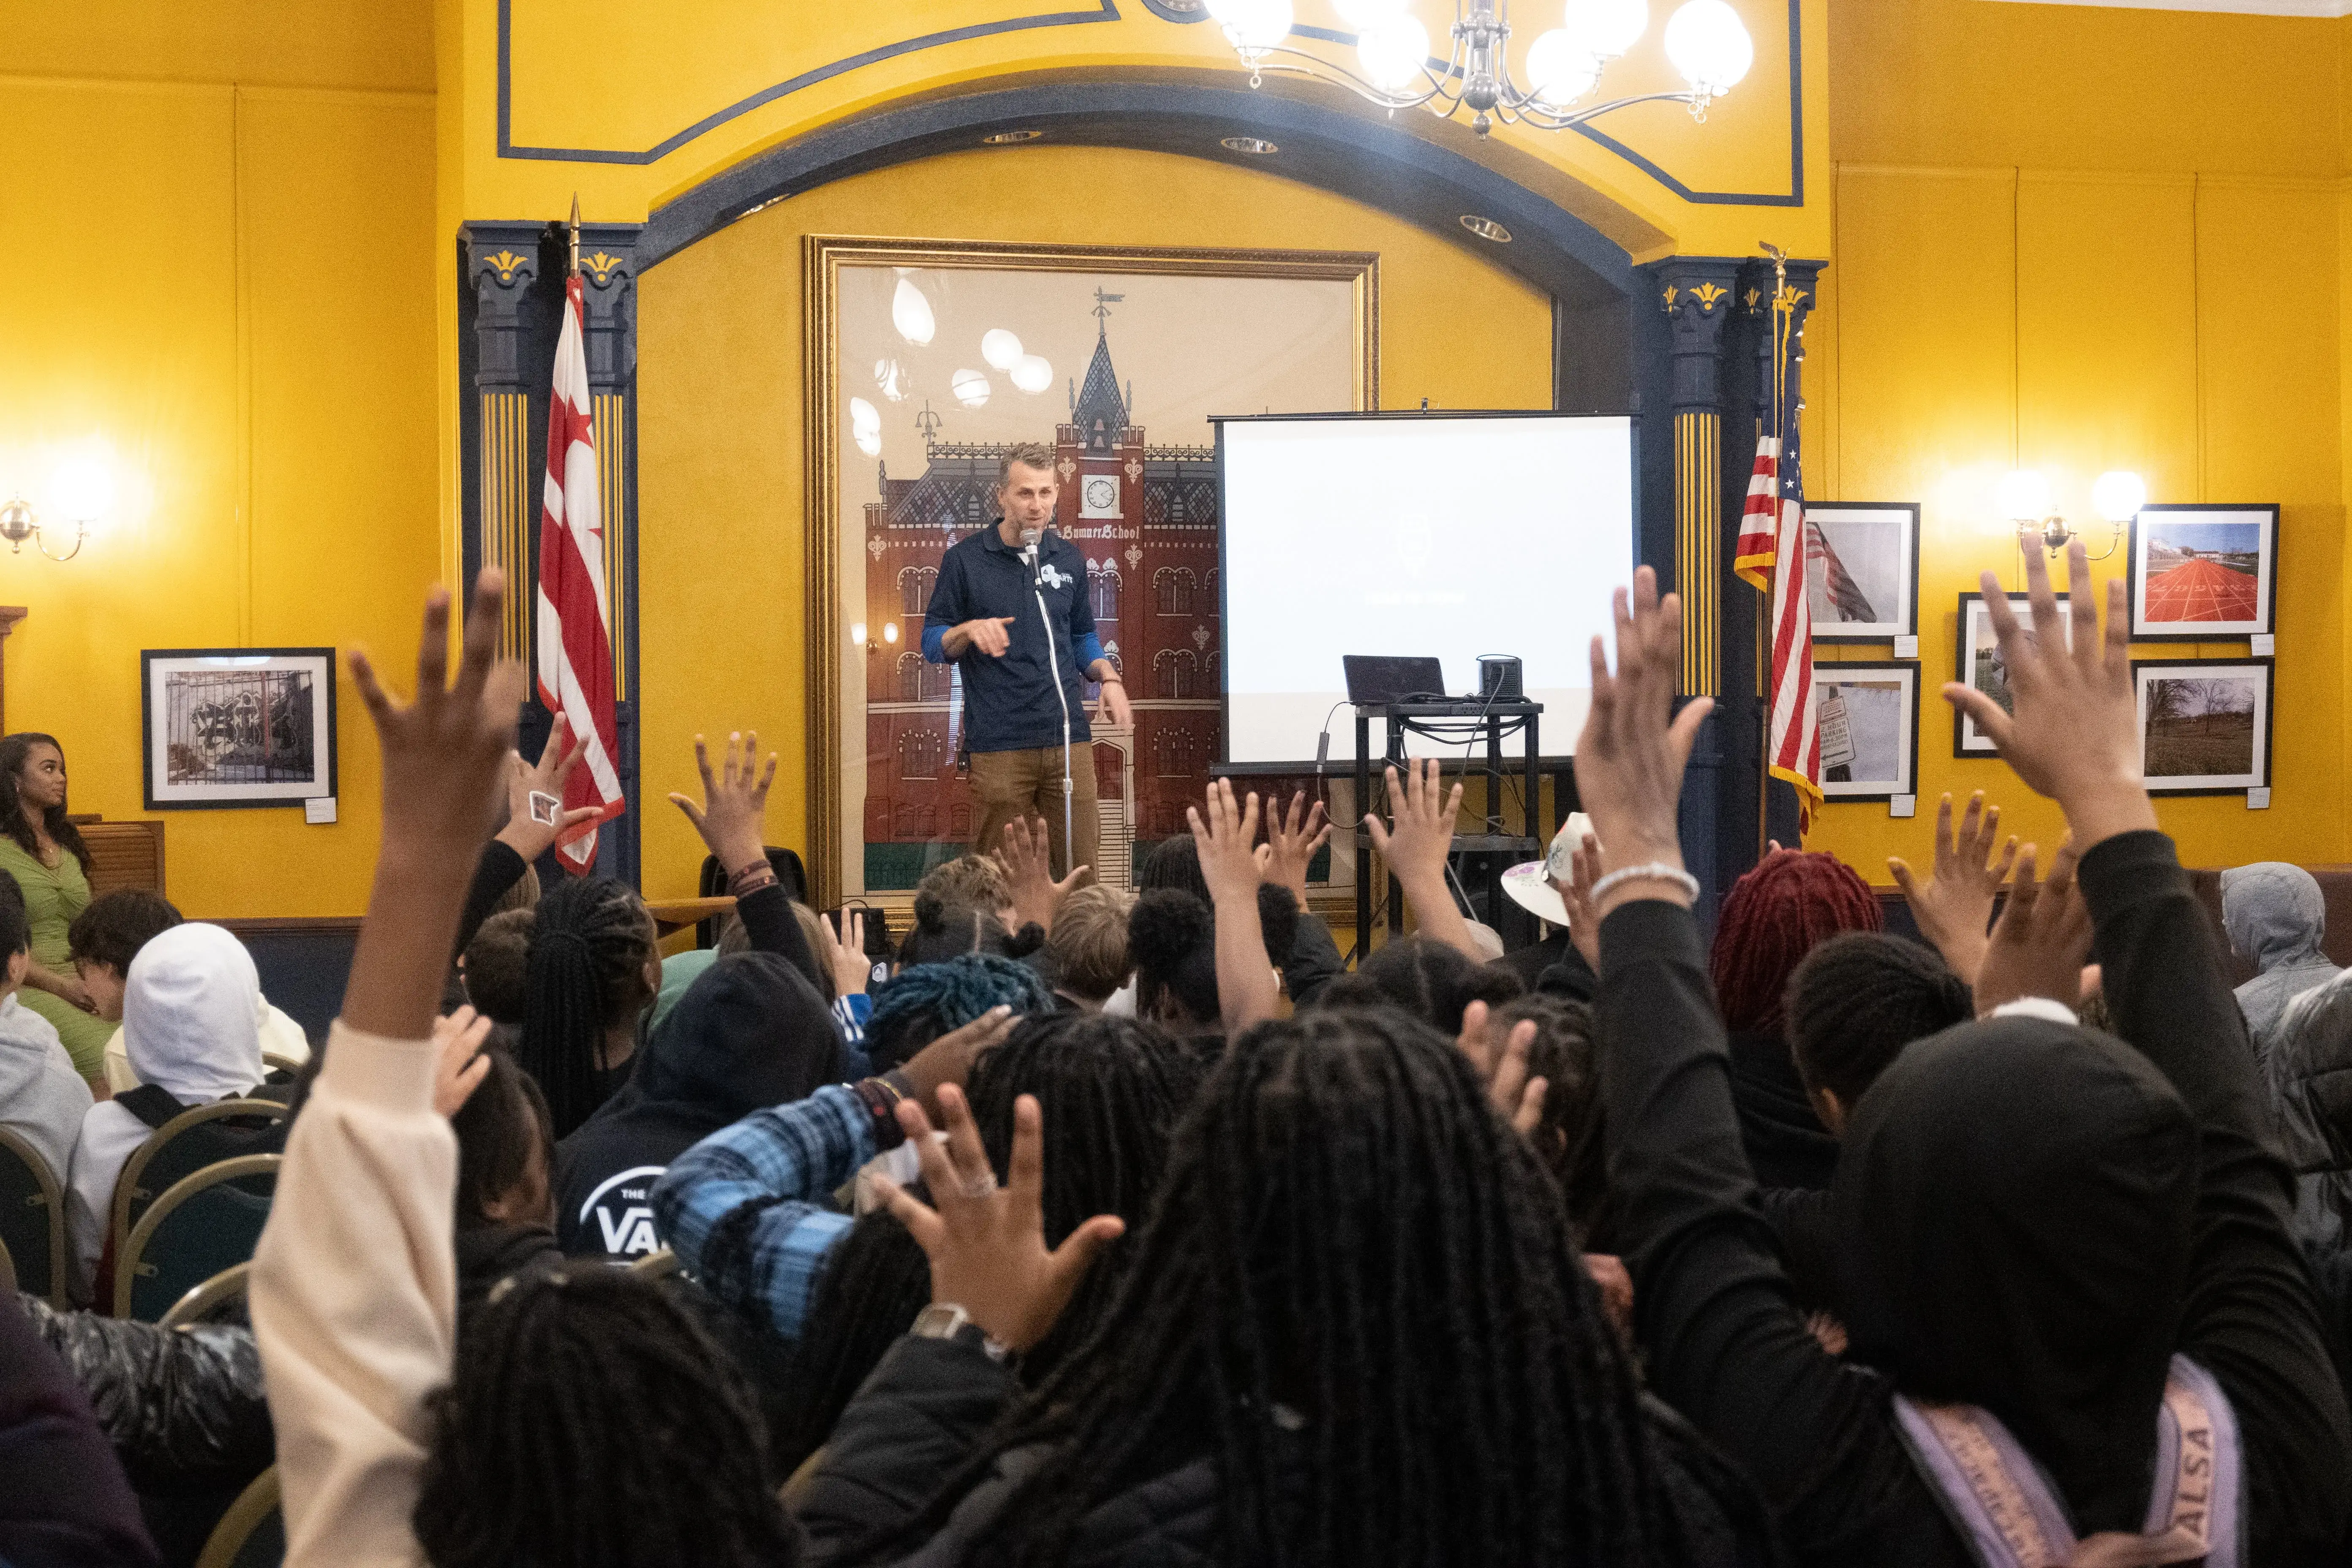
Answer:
xmin=1024 ymin=537 xmax=1078 ymax=875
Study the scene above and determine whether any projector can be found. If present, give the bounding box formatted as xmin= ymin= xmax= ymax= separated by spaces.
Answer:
xmin=1478 ymin=655 xmax=1523 ymax=701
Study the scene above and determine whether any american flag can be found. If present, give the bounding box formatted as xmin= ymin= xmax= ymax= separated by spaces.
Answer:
xmin=1735 ymin=308 xmax=1822 ymax=828
xmin=536 ymin=270 xmax=625 ymax=873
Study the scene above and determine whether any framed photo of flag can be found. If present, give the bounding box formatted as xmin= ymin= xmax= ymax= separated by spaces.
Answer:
xmin=1804 ymin=504 xmax=1918 ymax=642
xmin=1812 ymin=659 xmax=1919 ymax=801
xmin=2126 ymin=504 xmax=2276 ymax=641
xmin=1953 ymin=592 xmax=2071 ymax=757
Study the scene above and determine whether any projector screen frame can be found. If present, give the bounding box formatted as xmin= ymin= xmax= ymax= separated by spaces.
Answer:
xmin=1210 ymin=408 xmax=1643 ymax=773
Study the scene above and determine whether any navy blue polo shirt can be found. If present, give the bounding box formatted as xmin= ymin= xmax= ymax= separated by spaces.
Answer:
xmin=920 ymin=525 xmax=1103 ymax=754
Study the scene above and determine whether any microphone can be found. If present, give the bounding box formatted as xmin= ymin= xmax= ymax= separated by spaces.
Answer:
xmin=1019 ymin=528 xmax=1042 ymax=582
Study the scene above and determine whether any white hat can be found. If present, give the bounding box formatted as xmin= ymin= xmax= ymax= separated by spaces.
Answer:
xmin=1502 ymin=812 xmax=1598 ymax=929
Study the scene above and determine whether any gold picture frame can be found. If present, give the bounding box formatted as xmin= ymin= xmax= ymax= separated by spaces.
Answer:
xmin=803 ymin=235 xmax=1378 ymax=910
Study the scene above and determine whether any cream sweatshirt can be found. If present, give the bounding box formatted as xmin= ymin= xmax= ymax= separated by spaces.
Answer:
xmin=250 ymin=1020 xmax=455 ymax=1567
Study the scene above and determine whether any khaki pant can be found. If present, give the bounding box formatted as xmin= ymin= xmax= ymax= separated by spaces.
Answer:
xmin=970 ymin=742 xmax=1099 ymax=883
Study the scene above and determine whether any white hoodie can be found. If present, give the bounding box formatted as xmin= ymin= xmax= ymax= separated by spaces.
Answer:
xmin=64 ymin=923 xmax=264 ymax=1302
xmin=0 ymin=991 xmax=93 ymax=1187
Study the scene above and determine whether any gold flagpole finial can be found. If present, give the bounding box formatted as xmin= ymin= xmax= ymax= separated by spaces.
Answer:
xmin=568 ymin=193 xmax=582 ymax=277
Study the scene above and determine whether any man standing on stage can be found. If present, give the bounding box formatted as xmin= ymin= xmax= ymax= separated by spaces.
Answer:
xmin=923 ymin=441 xmax=1131 ymax=880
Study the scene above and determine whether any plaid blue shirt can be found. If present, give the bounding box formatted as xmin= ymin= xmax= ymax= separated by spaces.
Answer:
xmin=649 ymin=1083 xmax=873 ymax=1342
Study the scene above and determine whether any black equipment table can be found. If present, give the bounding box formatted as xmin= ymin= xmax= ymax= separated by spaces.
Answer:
xmin=1353 ymin=698 xmax=1546 ymax=960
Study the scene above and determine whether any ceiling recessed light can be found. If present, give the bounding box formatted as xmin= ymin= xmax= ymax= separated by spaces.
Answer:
xmin=1459 ymin=215 xmax=1512 ymax=243
xmin=982 ymin=129 xmax=1044 ymax=145
xmin=1220 ymin=136 xmax=1280 ymax=155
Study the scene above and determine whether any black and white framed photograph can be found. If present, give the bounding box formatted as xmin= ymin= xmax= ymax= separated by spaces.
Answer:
xmin=1813 ymin=660 xmax=1919 ymax=801
xmin=1953 ymin=592 xmax=2072 ymax=756
xmin=142 ymin=648 xmax=336 ymax=809
xmin=1805 ymin=504 xmax=1919 ymax=641
xmin=2127 ymin=504 xmax=2277 ymax=640
xmin=2132 ymin=658 xmax=2273 ymax=795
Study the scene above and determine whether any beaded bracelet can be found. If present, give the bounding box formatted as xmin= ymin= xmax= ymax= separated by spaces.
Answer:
xmin=727 ymin=862 xmax=779 ymax=898
xmin=1588 ymin=862 xmax=1701 ymax=904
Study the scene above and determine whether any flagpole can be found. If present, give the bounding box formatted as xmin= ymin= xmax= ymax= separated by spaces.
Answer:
xmin=567 ymin=192 xmax=582 ymax=278
xmin=1758 ymin=244 xmax=1789 ymax=856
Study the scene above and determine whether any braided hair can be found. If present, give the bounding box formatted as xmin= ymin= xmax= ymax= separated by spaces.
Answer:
xmin=414 ymin=1264 xmax=798 ymax=1568
xmin=517 ymin=876 xmax=657 ymax=1139
xmin=863 ymin=953 xmax=1053 ymax=1072
xmin=0 ymin=733 xmax=91 ymax=874
xmin=1709 ymin=848 xmax=1881 ymax=1036
xmin=1785 ymin=931 xmax=1972 ymax=1111
xmin=1314 ymin=934 xmax=1522 ymax=1034
xmin=1490 ymin=992 xmax=1611 ymax=1246
xmin=772 ymin=1209 xmax=934 ymax=1477
xmin=853 ymin=1008 xmax=1701 ymax=1568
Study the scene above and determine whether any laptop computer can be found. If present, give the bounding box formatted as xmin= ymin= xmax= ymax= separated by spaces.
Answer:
xmin=1343 ymin=655 xmax=1448 ymax=706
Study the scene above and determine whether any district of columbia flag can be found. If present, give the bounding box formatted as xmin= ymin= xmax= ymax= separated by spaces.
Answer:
xmin=536 ymin=271 xmax=625 ymax=873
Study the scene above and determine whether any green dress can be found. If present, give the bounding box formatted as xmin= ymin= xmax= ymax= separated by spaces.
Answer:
xmin=0 ymin=837 xmax=112 ymax=1078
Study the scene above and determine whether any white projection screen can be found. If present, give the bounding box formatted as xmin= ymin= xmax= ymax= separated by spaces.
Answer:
xmin=1219 ymin=413 xmax=1637 ymax=765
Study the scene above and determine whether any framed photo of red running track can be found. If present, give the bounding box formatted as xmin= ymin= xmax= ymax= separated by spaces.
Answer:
xmin=2126 ymin=504 xmax=2276 ymax=641
xmin=802 ymin=235 xmax=1377 ymax=912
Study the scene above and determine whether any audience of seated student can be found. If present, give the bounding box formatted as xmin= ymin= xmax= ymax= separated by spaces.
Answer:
xmin=1489 ymin=813 xmax=1604 ymax=1000
xmin=76 ymin=890 xmax=314 ymax=1096
xmin=554 ymin=948 xmax=843 ymax=1263
xmin=0 ymin=731 xmax=114 ymax=1084
xmin=457 ymin=906 xmax=533 ymax=1027
xmin=1783 ymin=930 xmax=1974 ymax=1139
xmin=915 ymin=853 xmax=1014 ymax=930
xmin=1038 ymin=883 xmax=1132 ymax=1010
xmin=1489 ymin=990 xmax=1609 ymax=1244
xmin=1587 ymin=552 xmax=2351 ymax=1564
xmin=894 ymin=891 xmax=1042 ymax=970
xmin=1125 ymin=884 xmax=1296 ymax=1043
xmin=1317 ymin=931 xmax=1523 ymax=1034
xmin=0 ymin=875 xmax=93 ymax=1187
xmin=1130 ymin=792 xmax=1342 ymax=1007
xmin=865 ymin=952 xmax=1052 ymax=1073
xmin=2265 ymin=969 xmax=2352 ymax=1252
xmin=1706 ymin=844 xmax=1882 ymax=1190
xmin=66 ymin=921 xmax=282 ymax=1304
xmin=447 ymin=1037 xmax=563 ymax=1317
xmin=514 ymin=875 xmax=659 ymax=1141
xmin=2224 ymin=861 xmax=2341 ymax=1062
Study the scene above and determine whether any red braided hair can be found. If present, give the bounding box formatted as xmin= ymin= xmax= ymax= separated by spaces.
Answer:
xmin=1709 ymin=849 xmax=1883 ymax=1036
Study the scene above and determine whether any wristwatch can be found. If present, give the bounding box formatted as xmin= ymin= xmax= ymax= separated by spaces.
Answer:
xmin=910 ymin=1301 xmax=1009 ymax=1361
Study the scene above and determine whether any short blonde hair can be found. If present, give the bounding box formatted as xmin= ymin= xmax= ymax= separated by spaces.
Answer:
xmin=999 ymin=441 xmax=1056 ymax=484
xmin=919 ymin=855 xmax=1012 ymax=914
xmin=1045 ymin=884 xmax=1136 ymax=1002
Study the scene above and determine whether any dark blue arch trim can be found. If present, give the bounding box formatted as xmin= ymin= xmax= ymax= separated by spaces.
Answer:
xmin=498 ymin=0 xmax=1803 ymax=206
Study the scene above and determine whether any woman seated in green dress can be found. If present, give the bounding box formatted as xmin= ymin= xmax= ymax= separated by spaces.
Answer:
xmin=0 ymin=732 xmax=113 ymax=1087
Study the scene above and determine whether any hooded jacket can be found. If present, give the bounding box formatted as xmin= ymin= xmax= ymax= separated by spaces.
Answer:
xmin=2264 ymin=969 xmax=2352 ymax=1251
xmin=64 ymin=924 xmax=266 ymax=1304
xmin=2224 ymin=862 xmax=2341 ymax=1060
xmin=553 ymin=952 xmax=844 ymax=1262
xmin=0 ymin=992 xmax=92 ymax=1187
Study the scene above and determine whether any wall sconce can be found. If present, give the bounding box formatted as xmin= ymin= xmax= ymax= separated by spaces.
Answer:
xmin=0 ymin=452 xmax=114 ymax=562
xmin=883 ymin=621 xmax=900 ymax=644
xmin=1999 ymin=467 xmax=2137 ymax=560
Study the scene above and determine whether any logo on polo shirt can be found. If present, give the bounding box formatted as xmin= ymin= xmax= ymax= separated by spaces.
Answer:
xmin=1040 ymin=564 xmax=1073 ymax=591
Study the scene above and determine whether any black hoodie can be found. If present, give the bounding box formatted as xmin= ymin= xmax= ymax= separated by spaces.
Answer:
xmin=552 ymin=952 xmax=844 ymax=1261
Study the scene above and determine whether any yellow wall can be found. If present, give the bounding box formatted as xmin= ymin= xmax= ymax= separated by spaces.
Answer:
xmin=1807 ymin=0 xmax=2349 ymax=878
xmin=0 ymin=26 xmax=441 ymax=915
xmin=636 ymin=144 xmax=1551 ymax=900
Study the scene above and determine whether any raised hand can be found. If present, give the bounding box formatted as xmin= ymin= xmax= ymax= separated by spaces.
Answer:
xmin=1455 ymin=1000 xmax=1549 ymax=1138
xmin=668 ymin=731 xmax=777 ymax=878
xmin=822 ymin=908 xmax=871 ymax=999
xmin=1262 ymin=790 xmax=1333 ymax=909
xmin=896 ymin=1004 xmax=1017 ymax=1123
xmin=493 ymin=711 xmax=604 ymax=863
xmin=1941 ymin=541 xmax=2155 ymax=852
xmin=1564 ymin=831 xmax=1603 ymax=972
xmin=1887 ymin=792 xmax=2020 ymax=983
xmin=1188 ymin=780 xmax=1279 ymax=1034
xmin=1571 ymin=567 xmax=1713 ymax=915
xmin=1971 ymin=839 xmax=2096 ymax=1019
xmin=344 ymin=570 xmax=525 ymax=1040
xmin=871 ymin=1086 xmax=1125 ymax=1354
xmin=994 ymin=815 xmax=1088 ymax=933
xmin=1365 ymin=759 xmax=1483 ymax=961
xmin=431 ymin=1006 xmax=496 ymax=1118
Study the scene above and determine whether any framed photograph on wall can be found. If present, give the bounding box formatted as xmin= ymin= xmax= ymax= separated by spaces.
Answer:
xmin=2133 ymin=658 xmax=2273 ymax=795
xmin=142 ymin=648 xmax=336 ymax=809
xmin=1814 ymin=660 xmax=1918 ymax=801
xmin=2126 ymin=504 xmax=2276 ymax=640
xmin=805 ymin=235 xmax=1376 ymax=909
xmin=1952 ymin=592 xmax=2071 ymax=757
xmin=1805 ymin=504 xmax=1919 ymax=641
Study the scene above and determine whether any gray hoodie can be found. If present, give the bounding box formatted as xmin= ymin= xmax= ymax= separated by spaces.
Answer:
xmin=2223 ymin=862 xmax=2341 ymax=1062
xmin=0 ymin=991 xmax=94 ymax=1187
xmin=2266 ymin=969 xmax=2352 ymax=1250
